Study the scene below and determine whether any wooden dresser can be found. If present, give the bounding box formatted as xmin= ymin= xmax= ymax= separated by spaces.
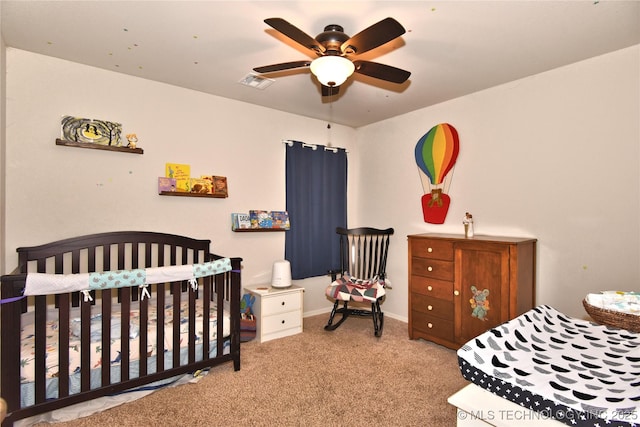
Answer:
xmin=408 ymin=233 xmax=536 ymax=350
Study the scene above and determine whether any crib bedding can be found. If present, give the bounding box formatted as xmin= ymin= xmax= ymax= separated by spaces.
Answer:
xmin=457 ymin=305 xmax=640 ymax=427
xmin=20 ymin=338 xmax=231 ymax=409
xmin=20 ymin=297 xmax=230 ymax=406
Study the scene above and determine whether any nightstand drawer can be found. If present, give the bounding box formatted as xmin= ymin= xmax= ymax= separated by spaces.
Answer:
xmin=261 ymin=292 xmax=302 ymax=316
xmin=411 ymin=239 xmax=454 ymax=261
xmin=411 ymin=257 xmax=454 ymax=281
xmin=262 ymin=310 xmax=302 ymax=334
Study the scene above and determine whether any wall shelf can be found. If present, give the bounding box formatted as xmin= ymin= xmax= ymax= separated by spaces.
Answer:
xmin=159 ymin=191 xmax=227 ymax=199
xmin=56 ymin=139 xmax=144 ymax=154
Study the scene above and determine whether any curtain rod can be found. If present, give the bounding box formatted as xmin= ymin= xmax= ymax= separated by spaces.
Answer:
xmin=282 ymin=139 xmax=347 ymax=153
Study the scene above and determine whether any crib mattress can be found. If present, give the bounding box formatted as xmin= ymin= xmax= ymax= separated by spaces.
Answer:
xmin=457 ymin=305 xmax=640 ymax=427
xmin=20 ymin=298 xmax=231 ymax=383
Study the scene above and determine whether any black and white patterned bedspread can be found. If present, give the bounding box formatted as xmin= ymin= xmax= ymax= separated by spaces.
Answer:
xmin=457 ymin=305 xmax=640 ymax=427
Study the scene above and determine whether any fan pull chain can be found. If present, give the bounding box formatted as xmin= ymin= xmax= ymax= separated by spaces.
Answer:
xmin=327 ymin=99 xmax=334 ymax=146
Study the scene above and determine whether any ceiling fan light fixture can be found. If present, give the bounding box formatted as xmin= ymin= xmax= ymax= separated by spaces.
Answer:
xmin=310 ymin=56 xmax=355 ymax=87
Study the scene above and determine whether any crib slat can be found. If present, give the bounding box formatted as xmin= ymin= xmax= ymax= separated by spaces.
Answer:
xmin=34 ymin=296 xmax=47 ymax=403
xmin=120 ymin=287 xmax=131 ymax=382
xmin=103 ymin=244 xmax=111 ymax=271
xmin=144 ymin=242 xmax=152 ymax=268
xmin=88 ymin=246 xmax=96 ymax=272
xmin=170 ymin=245 xmax=177 ymax=266
xmin=118 ymin=243 xmax=125 ymax=270
xmin=139 ymin=291 xmax=148 ymax=376
xmin=172 ymin=282 xmax=181 ymax=368
xmin=80 ymin=293 xmax=92 ymax=391
xmin=129 ymin=243 xmax=139 ymax=302
xmin=188 ymin=282 xmax=196 ymax=364
xmin=156 ymin=283 xmax=165 ymax=372
xmin=215 ymin=273 xmax=225 ymax=358
xmin=72 ymin=249 xmax=80 ymax=274
xmin=58 ymin=293 xmax=71 ymax=398
xmin=132 ymin=242 xmax=139 ymax=269
xmin=101 ymin=290 xmax=112 ymax=387
xmin=202 ymin=277 xmax=211 ymax=361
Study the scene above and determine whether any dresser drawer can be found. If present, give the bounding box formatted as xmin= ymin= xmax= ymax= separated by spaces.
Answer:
xmin=411 ymin=293 xmax=453 ymax=319
xmin=411 ymin=311 xmax=454 ymax=341
xmin=261 ymin=309 xmax=302 ymax=334
xmin=411 ymin=257 xmax=454 ymax=281
xmin=410 ymin=239 xmax=454 ymax=261
xmin=411 ymin=276 xmax=454 ymax=300
xmin=261 ymin=292 xmax=302 ymax=316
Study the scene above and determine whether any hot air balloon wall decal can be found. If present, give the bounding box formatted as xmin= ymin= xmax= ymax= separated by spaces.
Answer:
xmin=414 ymin=123 xmax=460 ymax=224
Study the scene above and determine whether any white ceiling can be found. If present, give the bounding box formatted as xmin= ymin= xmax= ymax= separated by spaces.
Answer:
xmin=2 ymin=1 xmax=639 ymax=128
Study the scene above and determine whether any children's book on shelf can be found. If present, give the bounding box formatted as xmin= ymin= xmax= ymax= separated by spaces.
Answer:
xmin=271 ymin=211 xmax=290 ymax=229
xmin=165 ymin=163 xmax=190 ymax=192
xmin=158 ymin=177 xmax=177 ymax=193
xmin=231 ymin=213 xmax=252 ymax=230
xmin=189 ymin=177 xmax=211 ymax=194
xmin=249 ymin=210 xmax=273 ymax=229
xmin=212 ymin=176 xmax=228 ymax=197
xmin=201 ymin=175 xmax=228 ymax=196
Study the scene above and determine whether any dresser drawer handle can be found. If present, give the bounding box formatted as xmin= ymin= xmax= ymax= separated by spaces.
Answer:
xmin=281 ymin=320 xmax=286 ymax=324
xmin=427 ymin=266 xmax=433 ymax=272
xmin=427 ymin=247 xmax=433 ymax=253
xmin=427 ymin=285 xmax=433 ymax=291
xmin=428 ymin=323 xmax=433 ymax=329
xmin=454 ymin=290 xmax=460 ymax=296
xmin=281 ymin=301 xmax=286 ymax=306
xmin=427 ymin=305 xmax=433 ymax=311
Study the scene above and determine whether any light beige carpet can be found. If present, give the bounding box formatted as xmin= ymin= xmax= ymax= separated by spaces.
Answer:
xmin=42 ymin=314 xmax=469 ymax=426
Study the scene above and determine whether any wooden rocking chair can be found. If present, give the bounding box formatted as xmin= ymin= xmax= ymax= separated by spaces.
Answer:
xmin=325 ymin=227 xmax=394 ymax=337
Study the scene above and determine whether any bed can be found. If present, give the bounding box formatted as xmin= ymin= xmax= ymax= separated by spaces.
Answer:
xmin=449 ymin=305 xmax=640 ymax=427
xmin=0 ymin=231 xmax=242 ymax=426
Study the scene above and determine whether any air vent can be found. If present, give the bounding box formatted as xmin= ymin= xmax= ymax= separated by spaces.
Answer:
xmin=239 ymin=73 xmax=274 ymax=90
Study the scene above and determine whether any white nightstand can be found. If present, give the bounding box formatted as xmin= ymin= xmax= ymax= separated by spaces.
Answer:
xmin=246 ymin=285 xmax=304 ymax=343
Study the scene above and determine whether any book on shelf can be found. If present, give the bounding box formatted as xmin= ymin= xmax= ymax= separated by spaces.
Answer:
xmin=200 ymin=175 xmax=228 ymax=197
xmin=213 ymin=176 xmax=228 ymax=197
xmin=231 ymin=213 xmax=252 ymax=230
xmin=189 ymin=177 xmax=211 ymax=194
xmin=271 ymin=211 xmax=290 ymax=229
xmin=158 ymin=177 xmax=177 ymax=193
xmin=249 ymin=210 xmax=272 ymax=229
xmin=165 ymin=163 xmax=190 ymax=192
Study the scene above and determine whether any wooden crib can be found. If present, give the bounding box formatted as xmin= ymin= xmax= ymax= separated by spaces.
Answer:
xmin=0 ymin=231 xmax=242 ymax=426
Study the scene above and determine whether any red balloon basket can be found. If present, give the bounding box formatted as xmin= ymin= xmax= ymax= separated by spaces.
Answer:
xmin=421 ymin=190 xmax=451 ymax=224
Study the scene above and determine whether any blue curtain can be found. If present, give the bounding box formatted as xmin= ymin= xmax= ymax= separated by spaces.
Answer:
xmin=285 ymin=141 xmax=347 ymax=279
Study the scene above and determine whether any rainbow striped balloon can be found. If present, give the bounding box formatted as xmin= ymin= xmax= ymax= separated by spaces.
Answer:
xmin=415 ymin=123 xmax=460 ymax=185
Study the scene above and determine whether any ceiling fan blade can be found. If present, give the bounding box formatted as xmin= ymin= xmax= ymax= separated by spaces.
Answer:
xmin=253 ymin=60 xmax=311 ymax=73
xmin=353 ymin=60 xmax=411 ymax=84
xmin=341 ymin=17 xmax=406 ymax=55
xmin=321 ymin=85 xmax=340 ymax=97
xmin=264 ymin=18 xmax=325 ymax=54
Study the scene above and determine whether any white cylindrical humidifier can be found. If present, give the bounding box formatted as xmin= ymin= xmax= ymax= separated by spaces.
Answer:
xmin=271 ymin=260 xmax=292 ymax=288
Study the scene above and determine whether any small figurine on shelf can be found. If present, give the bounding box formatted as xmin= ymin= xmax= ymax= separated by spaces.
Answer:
xmin=463 ymin=212 xmax=474 ymax=238
xmin=125 ymin=133 xmax=138 ymax=149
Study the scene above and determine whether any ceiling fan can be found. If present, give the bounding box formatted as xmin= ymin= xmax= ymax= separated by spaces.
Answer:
xmin=253 ymin=17 xmax=411 ymax=97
